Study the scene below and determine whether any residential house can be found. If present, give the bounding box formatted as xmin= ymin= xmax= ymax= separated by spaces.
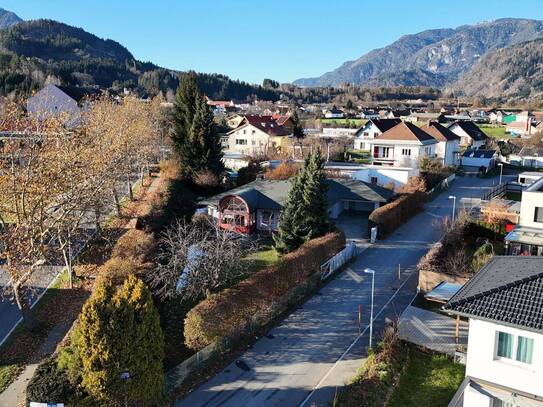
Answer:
xmin=506 ymin=120 xmax=543 ymax=138
xmin=324 ymin=108 xmax=345 ymax=119
xmin=351 ymin=166 xmax=418 ymax=189
xmin=226 ymin=115 xmax=292 ymax=156
xmin=382 ymin=109 xmax=411 ymax=119
xmin=509 ymin=146 xmax=543 ymax=169
xmin=368 ymin=121 xmax=437 ymax=167
xmin=353 ymin=118 xmax=402 ymax=150
xmin=199 ymin=178 xmax=394 ymax=234
xmin=26 ymin=84 xmax=100 ymax=127
xmin=448 ymin=121 xmax=489 ymax=149
xmin=460 ymin=149 xmax=497 ymax=171
xmin=505 ymin=176 xmax=543 ymax=256
xmin=444 ymin=256 xmax=543 ymax=407
xmin=206 ymin=97 xmax=235 ymax=115
xmin=272 ymin=114 xmax=294 ymax=132
xmin=488 ymin=110 xmax=508 ymax=124
xmin=405 ymin=112 xmax=446 ymax=124
xmin=420 ymin=122 xmax=461 ymax=166
xmin=359 ymin=110 xmax=380 ymax=120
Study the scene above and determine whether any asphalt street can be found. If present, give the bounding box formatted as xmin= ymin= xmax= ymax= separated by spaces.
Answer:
xmin=176 ymin=174 xmax=512 ymax=407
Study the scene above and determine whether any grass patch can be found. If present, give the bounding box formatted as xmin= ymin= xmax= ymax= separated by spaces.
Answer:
xmin=478 ymin=125 xmax=511 ymax=139
xmin=388 ymin=347 xmax=465 ymax=407
xmin=320 ymin=118 xmax=365 ymax=127
xmin=0 ymin=364 xmax=20 ymax=394
xmin=245 ymin=244 xmax=280 ymax=272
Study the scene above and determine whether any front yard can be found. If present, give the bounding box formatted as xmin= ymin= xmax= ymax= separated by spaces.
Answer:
xmin=388 ymin=346 xmax=465 ymax=407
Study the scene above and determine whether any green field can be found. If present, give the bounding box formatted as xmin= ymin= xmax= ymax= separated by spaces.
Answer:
xmin=477 ymin=125 xmax=512 ymax=139
xmin=320 ymin=118 xmax=365 ymax=127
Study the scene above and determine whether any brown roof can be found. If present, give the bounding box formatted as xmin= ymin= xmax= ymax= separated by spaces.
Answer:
xmin=235 ymin=115 xmax=291 ymax=136
xmin=375 ymin=121 xmax=436 ymax=143
xmin=421 ymin=122 xmax=460 ymax=142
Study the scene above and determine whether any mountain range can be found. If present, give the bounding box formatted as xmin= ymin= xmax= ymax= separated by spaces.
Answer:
xmin=0 ymin=9 xmax=280 ymax=101
xmin=294 ymin=18 xmax=543 ymax=93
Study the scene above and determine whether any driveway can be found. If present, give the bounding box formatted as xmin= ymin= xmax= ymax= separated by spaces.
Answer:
xmin=175 ymin=174 xmax=514 ymax=407
xmin=334 ymin=210 xmax=369 ymax=245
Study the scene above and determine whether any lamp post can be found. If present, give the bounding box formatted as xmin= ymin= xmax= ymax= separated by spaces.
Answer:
xmin=498 ymin=163 xmax=504 ymax=185
xmin=364 ymin=268 xmax=375 ymax=349
xmin=449 ymin=195 xmax=456 ymax=223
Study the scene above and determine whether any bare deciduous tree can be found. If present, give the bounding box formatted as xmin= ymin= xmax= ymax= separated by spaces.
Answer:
xmin=148 ymin=217 xmax=257 ymax=301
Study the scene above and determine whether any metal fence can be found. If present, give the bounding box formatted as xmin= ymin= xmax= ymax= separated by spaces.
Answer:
xmin=320 ymin=241 xmax=357 ymax=280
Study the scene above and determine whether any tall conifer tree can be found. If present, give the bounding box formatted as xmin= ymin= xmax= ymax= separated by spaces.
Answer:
xmin=302 ymin=149 xmax=330 ymax=239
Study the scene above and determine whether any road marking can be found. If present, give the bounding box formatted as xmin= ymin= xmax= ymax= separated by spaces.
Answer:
xmin=298 ymin=270 xmax=418 ymax=407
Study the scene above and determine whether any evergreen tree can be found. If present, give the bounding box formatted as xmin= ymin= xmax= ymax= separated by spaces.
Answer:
xmin=273 ymin=164 xmax=307 ymax=253
xmin=171 ymin=71 xmax=224 ymax=180
xmin=302 ymin=149 xmax=330 ymax=239
xmin=190 ymin=97 xmax=225 ymax=176
xmin=77 ymin=275 xmax=164 ymax=405
xmin=291 ymin=110 xmax=304 ymax=140
xmin=274 ymin=150 xmax=331 ymax=253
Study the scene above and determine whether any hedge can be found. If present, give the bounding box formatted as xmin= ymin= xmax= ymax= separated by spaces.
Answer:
xmin=369 ymin=192 xmax=426 ymax=237
xmin=26 ymin=357 xmax=73 ymax=406
xmin=184 ymin=231 xmax=345 ymax=351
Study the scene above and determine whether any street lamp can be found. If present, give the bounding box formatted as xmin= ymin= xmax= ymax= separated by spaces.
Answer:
xmin=449 ymin=195 xmax=456 ymax=223
xmin=498 ymin=163 xmax=504 ymax=185
xmin=364 ymin=268 xmax=375 ymax=349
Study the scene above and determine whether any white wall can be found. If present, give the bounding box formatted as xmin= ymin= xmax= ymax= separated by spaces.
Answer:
xmin=351 ymin=167 xmax=417 ymax=189
xmin=227 ymin=124 xmax=270 ymax=155
xmin=461 ymin=156 xmax=494 ymax=168
xmin=371 ymin=141 xmax=436 ymax=167
xmin=465 ymin=318 xmax=543 ymax=398
xmin=436 ymin=139 xmax=460 ymax=166
xmin=519 ymin=188 xmax=543 ymax=229
xmin=354 ymin=123 xmax=381 ymax=150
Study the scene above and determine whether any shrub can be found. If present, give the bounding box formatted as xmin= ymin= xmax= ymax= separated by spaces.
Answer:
xmin=184 ymin=231 xmax=345 ymax=350
xmin=26 ymin=357 xmax=73 ymax=406
xmin=193 ymin=169 xmax=220 ymax=189
xmin=111 ymin=229 xmax=156 ymax=263
xmin=237 ymin=160 xmax=262 ymax=186
xmin=95 ymin=256 xmax=151 ymax=287
xmin=264 ymin=162 xmax=300 ymax=180
xmin=77 ymin=275 xmax=165 ymax=405
xmin=369 ymin=192 xmax=426 ymax=237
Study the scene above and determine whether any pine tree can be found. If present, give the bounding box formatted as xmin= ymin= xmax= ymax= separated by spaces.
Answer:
xmin=274 ymin=164 xmax=307 ymax=253
xmin=77 ymin=275 xmax=164 ymax=405
xmin=190 ymin=97 xmax=224 ymax=176
xmin=291 ymin=110 xmax=304 ymax=140
xmin=171 ymin=71 xmax=224 ymax=180
xmin=302 ymin=149 xmax=330 ymax=239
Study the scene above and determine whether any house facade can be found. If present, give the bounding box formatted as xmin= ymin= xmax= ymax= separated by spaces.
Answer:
xmin=445 ymin=257 xmax=543 ymax=407
xmin=226 ymin=115 xmax=292 ymax=156
xmin=368 ymin=121 xmax=437 ymax=167
xmin=199 ymin=178 xmax=394 ymax=234
xmin=505 ymin=176 xmax=543 ymax=256
xmin=324 ymin=108 xmax=345 ymax=119
xmin=448 ymin=121 xmax=488 ymax=149
xmin=420 ymin=122 xmax=461 ymax=166
xmin=353 ymin=118 xmax=401 ymax=150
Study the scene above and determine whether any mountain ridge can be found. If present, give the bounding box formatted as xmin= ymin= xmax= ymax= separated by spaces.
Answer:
xmin=0 ymin=8 xmax=22 ymax=30
xmin=294 ymin=18 xmax=543 ymax=88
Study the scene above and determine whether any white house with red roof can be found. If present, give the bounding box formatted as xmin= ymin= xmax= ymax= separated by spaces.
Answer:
xmin=226 ymin=115 xmax=292 ymax=156
xmin=368 ymin=121 xmax=437 ymax=167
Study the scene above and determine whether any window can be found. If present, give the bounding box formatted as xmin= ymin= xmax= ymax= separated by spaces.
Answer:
xmin=401 ymin=148 xmax=411 ymax=156
xmin=243 ymin=129 xmax=246 ymax=134
xmin=492 ymin=399 xmax=514 ymax=407
xmin=516 ymin=336 xmax=534 ymax=364
xmin=497 ymin=331 xmax=513 ymax=358
xmin=496 ymin=331 xmax=534 ymax=364
xmin=371 ymin=176 xmax=378 ymax=184
xmin=534 ymin=207 xmax=543 ymax=223
xmin=236 ymin=139 xmax=247 ymax=145
xmin=251 ymin=130 xmax=256 ymax=135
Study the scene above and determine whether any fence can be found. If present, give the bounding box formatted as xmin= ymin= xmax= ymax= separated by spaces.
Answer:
xmin=426 ymin=173 xmax=456 ymax=200
xmin=320 ymin=241 xmax=357 ymax=280
xmin=481 ymin=181 xmax=522 ymax=201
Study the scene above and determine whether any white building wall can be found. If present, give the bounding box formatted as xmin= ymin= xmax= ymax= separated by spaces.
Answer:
xmin=353 ymin=123 xmax=381 ymax=150
xmin=351 ymin=167 xmax=417 ymax=189
xmin=519 ymin=189 xmax=543 ymax=229
xmin=227 ymin=125 xmax=270 ymax=155
xmin=464 ymin=318 xmax=543 ymax=399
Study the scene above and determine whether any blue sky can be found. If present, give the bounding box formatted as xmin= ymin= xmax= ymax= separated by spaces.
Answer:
xmin=4 ymin=0 xmax=543 ymax=84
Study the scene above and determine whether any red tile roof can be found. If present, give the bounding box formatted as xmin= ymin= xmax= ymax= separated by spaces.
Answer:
xmin=375 ymin=121 xmax=436 ymax=143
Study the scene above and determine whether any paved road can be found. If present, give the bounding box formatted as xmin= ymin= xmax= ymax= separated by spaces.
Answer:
xmin=175 ymin=174 xmax=513 ymax=407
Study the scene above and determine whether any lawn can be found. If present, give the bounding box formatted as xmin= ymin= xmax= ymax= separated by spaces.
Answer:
xmin=477 ymin=125 xmax=511 ymax=139
xmin=346 ymin=149 xmax=372 ymax=164
xmin=388 ymin=347 xmax=465 ymax=407
xmin=320 ymin=118 xmax=365 ymax=127
xmin=244 ymin=244 xmax=280 ymax=272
